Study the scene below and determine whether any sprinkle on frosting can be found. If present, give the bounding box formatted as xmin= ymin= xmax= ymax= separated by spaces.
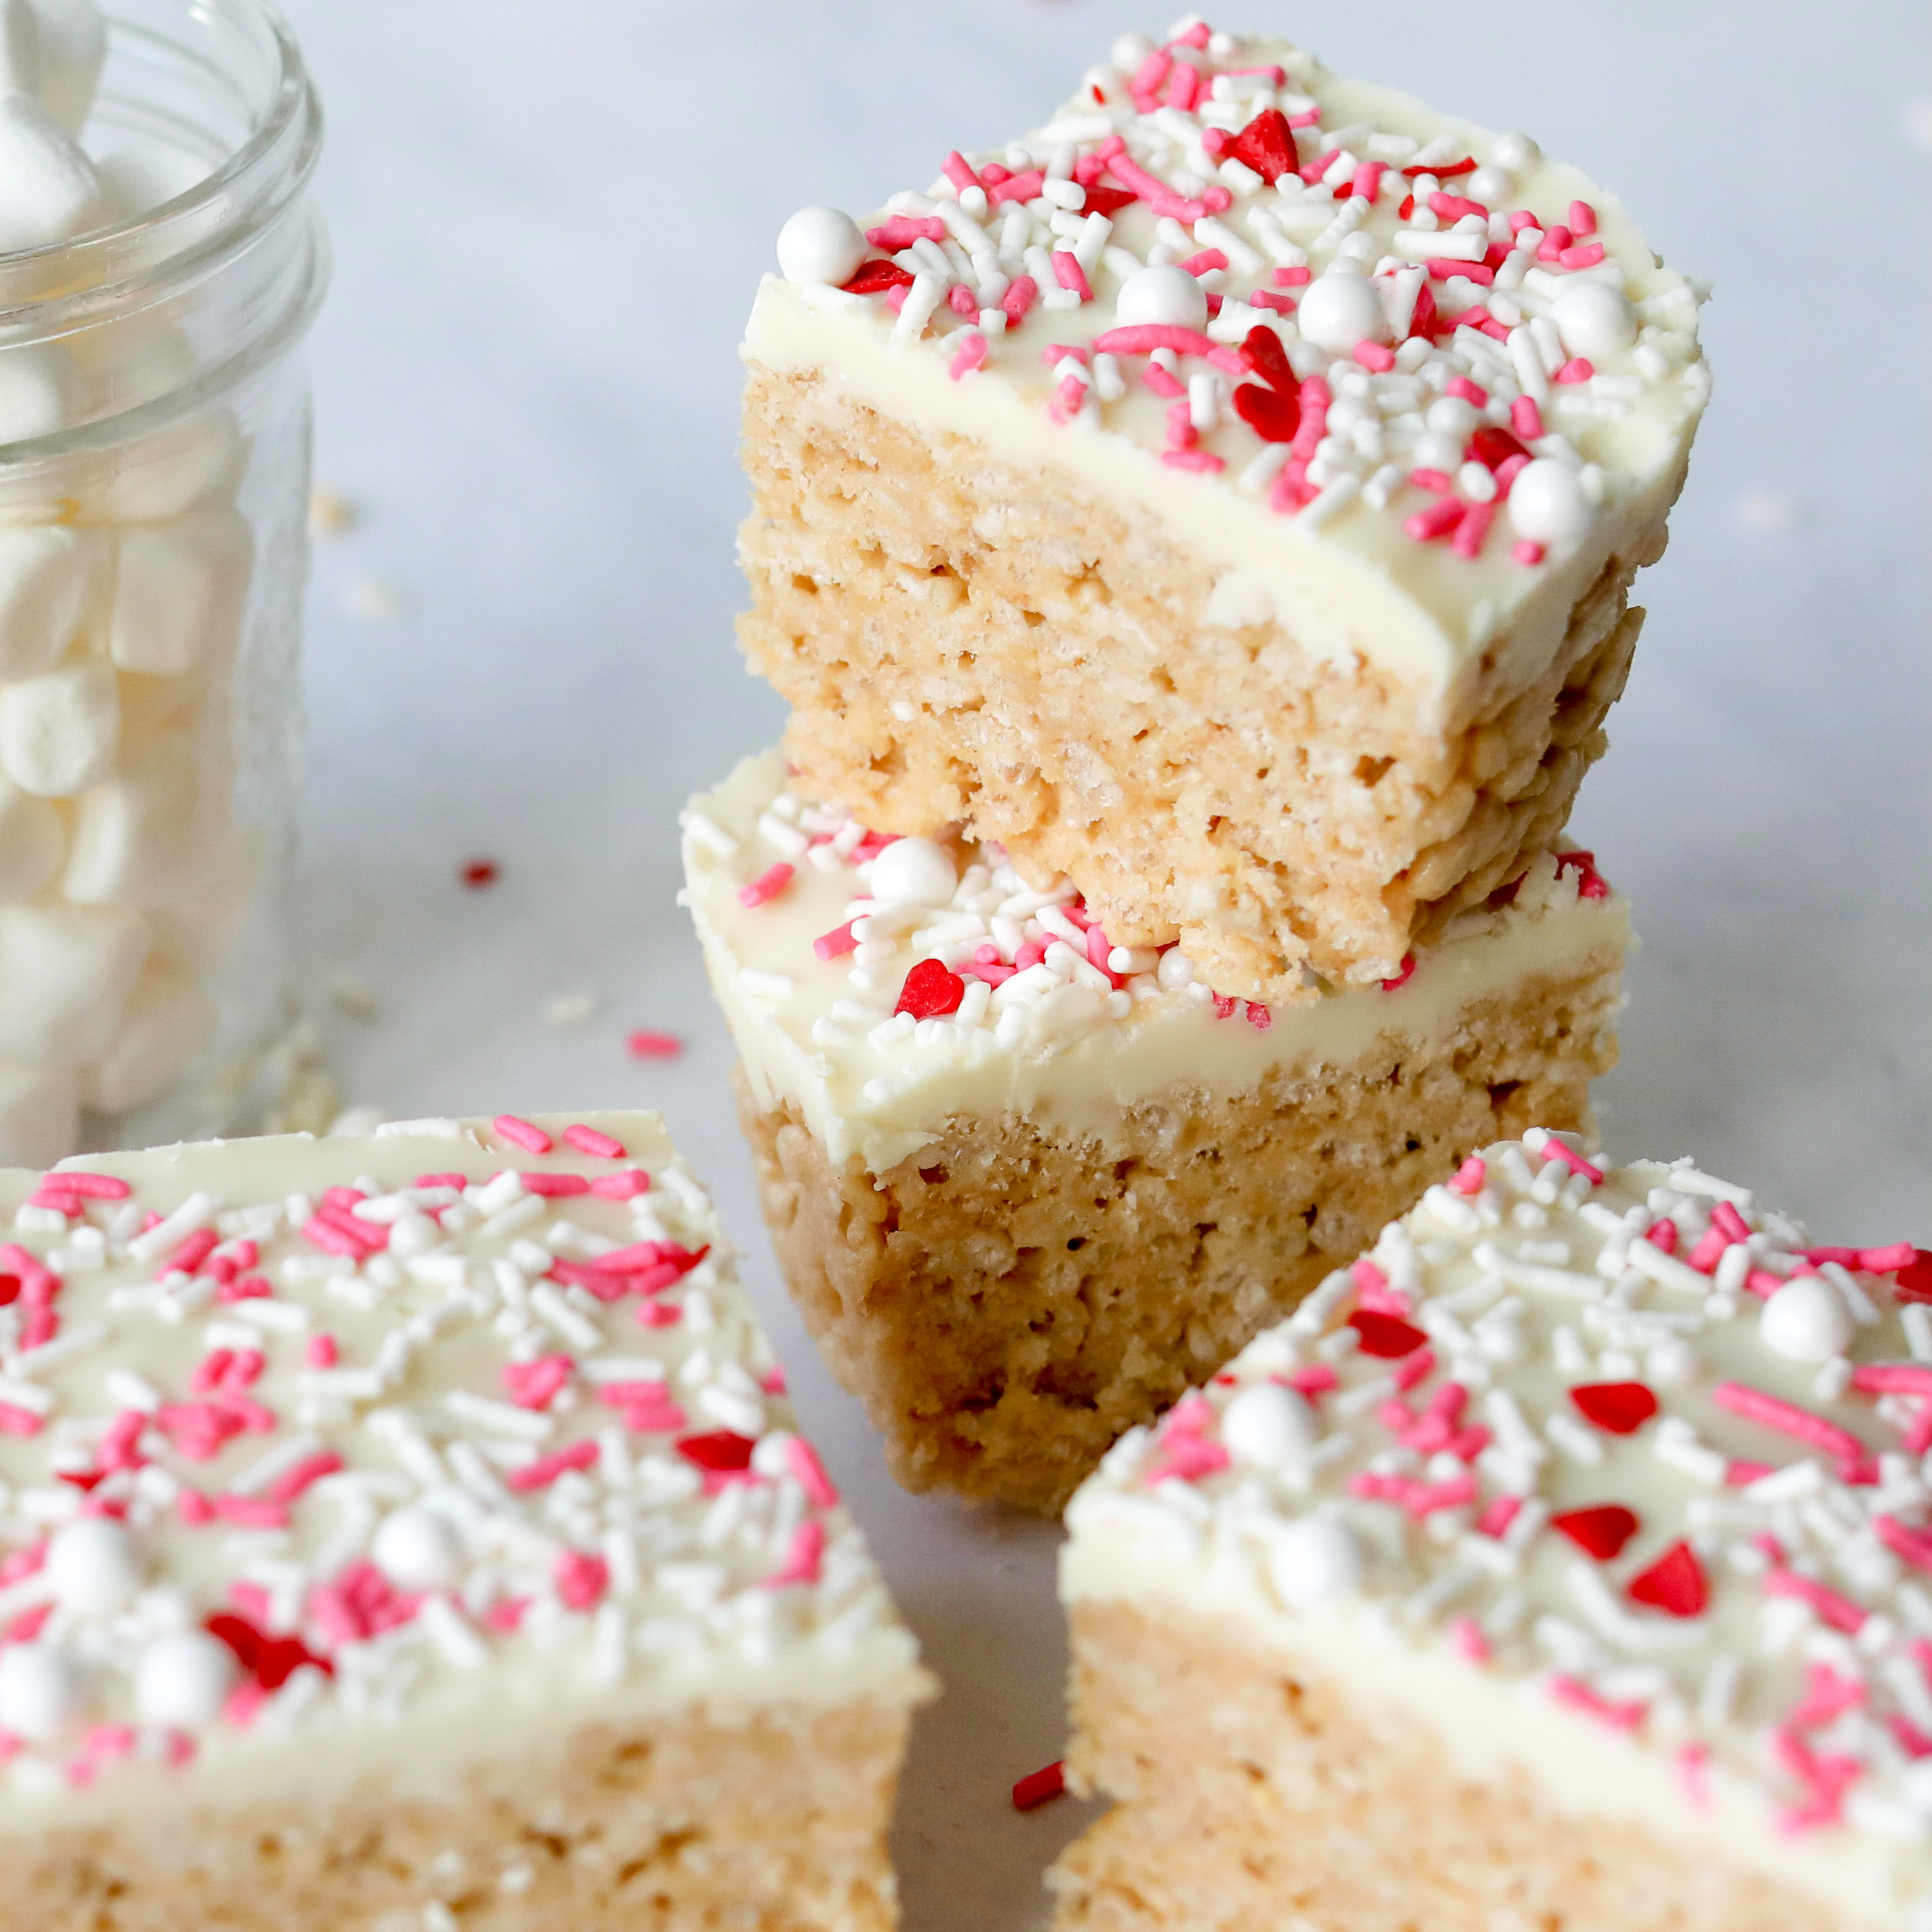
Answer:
xmin=772 ymin=16 xmax=1707 ymax=569
xmin=1069 ymin=1134 xmax=1932 ymax=1851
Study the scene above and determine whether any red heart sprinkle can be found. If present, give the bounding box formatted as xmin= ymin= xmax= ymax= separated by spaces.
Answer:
xmin=1240 ymin=323 xmax=1294 ymax=395
xmin=675 ymin=1430 xmax=757 ymax=1473
xmin=1569 ymin=1381 xmax=1658 ymax=1435
xmin=1468 ymin=426 xmax=1530 ymax=471
xmin=1232 ymin=381 xmax=1299 ymax=443
xmin=894 ymin=958 xmax=966 ymax=1020
xmin=1897 ymin=1251 xmax=1932 ymax=1304
xmin=1347 ymin=1311 xmax=1429 ymax=1359
xmin=1626 ymin=1540 xmax=1709 ymax=1617
xmin=1226 ymin=109 xmax=1298 ymax=184
xmin=842 ymin=259 xmax=916 ymax=295
xmin=1550 ymin=1505 xmax=1640 ymax=1561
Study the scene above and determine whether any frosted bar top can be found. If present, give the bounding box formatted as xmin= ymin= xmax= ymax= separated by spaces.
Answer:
xmin=1064 ymin=1135 xmax=1932 ymax=1927
xmin=0 ymin=1113 xmax=921 ymax=1826
xmin=681 ymin=749 xmax=1630 ymax=1173
xmin=746 ymin=16 xmax=1708 ymax=716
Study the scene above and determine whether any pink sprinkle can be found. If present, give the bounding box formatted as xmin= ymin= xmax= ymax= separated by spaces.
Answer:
xmin=1161 ymin=449 xmax=1225 ymax=473
xmin=1283 ymin=1365 xmax=1338 ymax=1401
xmin=263 ymin=1451 xmax=343 ymax=1507
xmin=784 ymin=1436 xmax=840 ymax=1510
xmin=520 ymin=1172 xmax=589 ymax=1198
xmin=865 ymin=215 xmax=944 ymax=248
xmin=1427 ymin=257 xmax=1493 ymax=286
xmin=589 ymin=1169 xmax=650 ymax=1199
xmin=1713 ymin=1381 xmax=1866 ymax=1464
xmin=177 ymin=1489 xmax=215 ymax=1526
xmin=813 ymin=921 xmax=859 ymax=961
xmin=1392 ymin=1347 xmax=1439 ymax=1395
xmin=0 ymin=1405 xmax=42 ymax=1439
xmin=305 ymin=1333 xmax=339 ymax=1369
xmin=42 ymin=1171 xmax=129 ymax=1201
xmin=1351 ymin=341 xmax=1395 ymax=372
xmin=949 ymin=330 xmax=988 ymax=380
xmin=554 ymin=1549 xmax=609 ymax=1611
xmin=1409 ymin=468 xmax=1452 ymax=493
xmin=1051 ymin=371 xmax=1088 ymax=422
xmin=1448 ymin=1614 xmax=1491 ymax=1663
xmin=986 ymin=170 xmax=1045 ymax=207
xmin=637 ymin=1302 xmax=681 ymax=1328
xmin=1095 ymin=135 xmax=1230 ymax=224
xmin=166 ymin=1228 xmax=219 ymax=1277
xmin=624 ymin=1029 xmax=683 ymax=1061
xmin=1553 ymin=358 xmax=1594 ymax=385
xmin=1141 ymin=360 xmax=1185 ymax=398
xmin=1244 ymin=1001 xmax=1272 ymax=1031
xmin=1511 ymin=396 xmax=1545 ymax=441
xmin=1743 ymin=1267 xmax=1788 ymax=1299
xmin=1853 ymin=1365 xmax=1932 ymax=1397
xmin=1451 ymin=501 xmax=1495 ymax=560
xmin=1051 ymin=251 xmax=1092 ymax=301
xmin=1726 ymin=1458 xmax=1776 ymax=1487
xmin=1559 ymin=242 xmax=1605 ymax=270
xmin=738 ymin=861 xmax=795 ymax=908
xmin=1535 ymin=1137 xmax=1606 ymax=1185
xmin=1512 ymin=539 xmax=1546 ymax=567
xmin=562 ymin=1123 xmax=625 ymax=1160
xmin=1448 ymin=1155 xmax=1487 ymax=1197
xmin=1272 ymin=264 xmax=1313 ymax=287
xmin=506 ymin=1439 xmax=600 ymax=1493
xmin=1091 ymin=324 xmax=1215 ymax=358
xmin=1475 ymin=1494 xmax=1521 ymax=1539
xmin=1347 ymin=1470 xmax=1478 ymax=1518
xmin=1568 ymin=200 xmax=1599 ymax=239
xmin=1537 ymin=223 xmax=1574 ymax=262
xmin=763 ymin=1519 xmax=827 ymax=1590
xmin=1764 ymin=1566 xmax=1867 ymax=1636
xmin=493 ymin=1114 xmax=552 ymax=1155
xmin=1549 ymin=1674 xmax=1647 ymax=1732
xmin=1178 ymin=248 xmax=1228 ymax=276
xmin=502 ymin=1354 xmax=574 ymax=1410
xmin=1405 ymin=498 xmax=1464 ymax=542
xmin=1351 ymin=161 xmax=1387 ymax=203
xmin=214 ymin=1276 xmax=271 ymax=1304
xmin=761 ymin=1365 xmax=787 ymax=1396
xmin=1351 ymin=1258 xmax=1390 ymax=1297
xmin=1002 ymin=275 xmax=1038 ymax=323
xmin=213 ymin=1494 xmax=288 ymax=1530
xmin=1249 ymin=290 xmax=1297 ymax=315
xmin=1677 ymin=1743 xmax=1713 ymax=1812
xmin=1876 ymin=1517 xmax=1932 ymax=1574
xmin=484 ymin=1597 xmax=529 ymax=1634
xmin=940 ymin=150 xmax=978 ymax=193
xmin=1789 ymin=1662 xmax=1867 ymax=1730
xmin=1444 ymin=377 xmax=1487 ymax=407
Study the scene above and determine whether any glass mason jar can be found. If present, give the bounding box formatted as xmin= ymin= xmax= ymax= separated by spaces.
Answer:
xmin=0 ymin=0 xmax=324 ymax=1165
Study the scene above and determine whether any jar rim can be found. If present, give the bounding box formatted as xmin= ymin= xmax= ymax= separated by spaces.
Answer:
xmin=0 ymin=0 xmax=323 ymax=328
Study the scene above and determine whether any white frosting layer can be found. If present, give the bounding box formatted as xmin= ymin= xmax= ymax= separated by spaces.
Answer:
xmin=681 ymin=749 xmax=1630 ymax=1172
xmin=0 ymin=1113 xmax=924 ymax=1829
xmin=1063 ymin=1138 xmax=1932 ymax=1925
xmin=743 ymin=26 xmax=1707 ymax=727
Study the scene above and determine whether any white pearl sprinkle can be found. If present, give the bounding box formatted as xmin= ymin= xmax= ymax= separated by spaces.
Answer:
xmin=1507 ymin=459 xmax=1592 ymax=546
xmin=0 ymin=1644 xmax=88 ymax=1742
xmin=1759 ymin=1276 xmax=1855 ymax=1365
xmin=1266 ymin=1517 xmax=1364 ymax=1609
xmin=45 ymin=1517 xmax=143 ymax=1615
xmin=866 ymin=837 xmax=956 ymax=908
xmin=775 ymin=206 xmax=867 ymax=290
xmin=1552 ymin=282 xmax=1638 ymax=362
xmin=370 ymin=1506 xmax=466 ymax=1593
xmin=135 ymin=1630 xmax=237 ymax=1729
xmin=1295 ymin=272 xmax=1388 ymax=355
xmin=1221 ymin=1381 xmax=1317 ymax=1466
xmin=1116 ymin=263 xmax=1209 ymax=333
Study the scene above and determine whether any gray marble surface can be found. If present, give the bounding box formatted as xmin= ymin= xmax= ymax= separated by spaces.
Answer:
xmin=277 ymin=3 xmax=1930 ymax=1924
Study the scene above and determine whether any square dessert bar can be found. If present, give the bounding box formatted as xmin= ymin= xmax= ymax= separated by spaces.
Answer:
xmin=1054 ymin=1134 xmax=1932 ymax=1931
xmin=0 ymin=1112 xmax=928 ymax=1930
xmin=683 ymin=750 xmax=1628 ymax=1514
xmin=740 ymin=20 xmax=1706 ymax=1002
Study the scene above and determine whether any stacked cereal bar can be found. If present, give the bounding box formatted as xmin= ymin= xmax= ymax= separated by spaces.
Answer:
xmin=1054 ymin=1133 xmax=1932 ymax=1931
xmin=738 ymin=19 xmax=1704 ymax=1002
xmin=683 ymin=752 xmax=1627 ymax=1512
xmin=0 ymin=1114 xmax=928 ymax=1929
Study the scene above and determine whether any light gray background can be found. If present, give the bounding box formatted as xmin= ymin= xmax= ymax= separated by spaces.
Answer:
xmin=274 ymin=4 xmax=1931 ymax=1924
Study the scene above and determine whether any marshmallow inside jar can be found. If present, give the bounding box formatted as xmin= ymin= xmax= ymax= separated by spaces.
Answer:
xmin=0 ymin=0 xmax=324 ymax=1163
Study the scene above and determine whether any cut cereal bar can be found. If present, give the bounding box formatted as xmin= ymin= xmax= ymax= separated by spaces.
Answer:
xmin=739 ymin=21 xmax=1706 ymax=1001
xmin=0 ymin=1111 xmax=929 ymax=1929
xmin=682 ymin=750 xmax=1629 ymax=1514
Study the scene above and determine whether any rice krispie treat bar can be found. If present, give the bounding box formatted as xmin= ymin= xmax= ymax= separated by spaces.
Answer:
xmin=0 ymin=1112 xmax=929 ymax=1930
xmin=1054 ymin=1134 xmax=1932 ymax=1931
xmin=682 ymin=750 xmax=1627 ymax=1514
xmin=739 ymin=17 xmax=1705 ymax=1002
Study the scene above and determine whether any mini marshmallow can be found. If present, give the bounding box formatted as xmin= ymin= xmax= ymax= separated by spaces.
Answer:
xmin=0 ymin=898 xmax=147 ymax=1068
xmin=0 ymin=1642 xmax=88 ymax=1742
xmin=0 ymin=340 xmax=78 ymax=443
xmin=28 ymin=0 xmax=104 ymax=135
xmin=1295 ymin=271 xmax=1388 ymax=354
xmin=866 ymin=835 xmax=956 ymax=908
xmin=0 ymin=0 xmax=38 ymax=96
xmin=0 ymin=771 xmax=62 ymax=897
xmin=1759 ymin=1275 xmax=1855 ymax=1365
xmin=92 ymin=137 xmax=209 ymax=223
xmin=0 ymin=88 xmax=99 ymax=251
xmin=1507 ymin=458 xmax=1593 ymax=547
xmin=83 ymin=407 xmax=246 ymax=523
xmin=776 ymin=206 xmax=867 ymax=289
xmin=63 ymin=739 xmax=200 ymax=906
xmin=45 ymin=1515 xmax=143 ymax=1614
xmin=0 ymin=656 xmax=118 ymax=794
xmin=1221 ymin=1381 xmax=1317 ymax=1466
xmin=1116 ymin=263 xmax=1210 ymax=333
xmin=371 ymin=1505 xmax=465 ymax=1592
xmin=1266 ymin=1515 xmax=1365 ymax=1609
xmin=77 ymin=955 xmax=216 ymax=1113
xmin=134 ymin=1629 xmax=236 ymax=1730
xmin=0 ymin=1060 xmax=76 ymax=1164
xmin=0 ymin=523 xmax=105 ymax=676
xmin=1553 ymin=282 xmax=1638 ymax=362
xmin=109 ymin=505 xmax=253 ymax=676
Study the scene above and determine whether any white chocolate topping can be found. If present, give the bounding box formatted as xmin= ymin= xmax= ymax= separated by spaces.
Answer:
xmin=744 ymin=22 xmax=1707 ymax=728
xmin=681 ymin=749 xmax=1630 ymax=1173
xmin=0 ymin=1114 xmax=924 ymax=1827
xmin=1063 ymin=1137 xmax=1932 ymax=1925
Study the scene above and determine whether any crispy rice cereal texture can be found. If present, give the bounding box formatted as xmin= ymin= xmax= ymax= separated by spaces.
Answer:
xmin=0 ymin=1693 xmax=911 ymax=1932
xmin=734 ymin=956 xmax=1617 ymax=1515
xmin=1050 ymin=1596 xmax=1832 ymax=1932
xmin=737 ymin=367 xmax=1663 ymax=1004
